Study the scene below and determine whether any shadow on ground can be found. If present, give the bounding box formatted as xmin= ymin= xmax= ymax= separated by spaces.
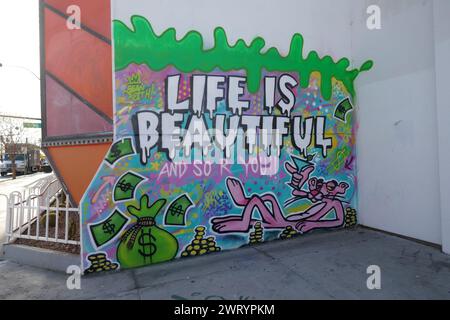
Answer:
xmin=0 ymin=227 xmax=449 ymax=300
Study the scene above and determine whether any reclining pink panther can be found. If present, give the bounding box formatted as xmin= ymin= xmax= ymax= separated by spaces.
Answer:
xmin=211 ymin=160 xmax=349 ymax=234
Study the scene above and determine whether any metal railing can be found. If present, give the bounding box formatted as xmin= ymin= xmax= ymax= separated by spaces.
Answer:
xmin=3 ymin=175 xmax=80 ymax=245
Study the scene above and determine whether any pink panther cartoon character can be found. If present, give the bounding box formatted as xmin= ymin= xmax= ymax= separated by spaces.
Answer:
xmin=211 ymin=160 xmax=349 ymax=234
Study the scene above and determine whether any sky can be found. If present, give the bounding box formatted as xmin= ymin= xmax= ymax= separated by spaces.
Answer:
xmin=0 ymin=0 xmax=41 ymax=145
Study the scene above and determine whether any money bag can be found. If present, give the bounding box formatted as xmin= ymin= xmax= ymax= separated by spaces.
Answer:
xmin=117 ymin=194 xmax=178 ymax=269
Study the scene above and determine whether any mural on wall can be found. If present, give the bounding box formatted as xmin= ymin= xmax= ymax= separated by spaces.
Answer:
xmin=80 ymin=15 xmax=373 ymax=273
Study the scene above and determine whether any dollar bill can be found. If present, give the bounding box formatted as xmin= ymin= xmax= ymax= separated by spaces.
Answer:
xmin=113 ymin=171 xmax=145 ymax=202
xmin=89 ymin=210 xmax=129 ymax=248
xmin=164 ymin=194 xmax=194 ymax=226
xmin=105 ymin=138 xmax=135 ymax=165
xmin=334 ymin=97 xmax=353 ymax=122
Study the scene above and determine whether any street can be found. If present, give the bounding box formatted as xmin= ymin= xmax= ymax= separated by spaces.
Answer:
xmin=0 ymin=172 xmax=53 ymax=249
xmin=0 ymin=227 xmax=449 ymax=300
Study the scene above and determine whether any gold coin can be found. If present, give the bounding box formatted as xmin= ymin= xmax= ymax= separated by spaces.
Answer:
xmin=193 ymin=240 xmax=200 ymax=245
xmin=187 ymin=245 xmax=193 ymax=251
xmin=201 ymin=239 xmax=207 ymax=245
xmin=195 ymin=236 xmax=203 ymax=240
xmin=206 ymin=237 xmax=215 ymax=242
xmin=199 ymin=249 xmax=207 ymax=255
xmin=193 ymin=245 xmax=200 ymax=250
xmin=190 ymin=250 xmax=197 ymax=256
xmin=195 ymin=226 xmax=205 ymax=232
xmin=196 ymin=232 xmax=205 ymax=237
xmin=111 ymin=264 xmax=118 ymax=270
xmin=215 ymin=247 xmax=221 ymax=251
xmin=208 ymin=242 xmax=215 ymax=247
xmin=209 ymin=247 xmax=216 ymax=252
xmin=181 ymin=252 xmax=188 ymax=257
xmin=95 ymin=268 xmax=103 ymax=272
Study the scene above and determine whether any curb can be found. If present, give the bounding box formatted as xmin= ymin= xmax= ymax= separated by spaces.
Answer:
xmin=3 ymin=244 xmax=80 ymax=273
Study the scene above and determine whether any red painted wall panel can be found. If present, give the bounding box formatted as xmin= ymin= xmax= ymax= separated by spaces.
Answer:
xmin=45 ymin=75 xmax=112 ymax=137
xmin=45 ymin=8 xmax=113 ymax=119
xmin=45 ymin=0 xmax=111 ymax=40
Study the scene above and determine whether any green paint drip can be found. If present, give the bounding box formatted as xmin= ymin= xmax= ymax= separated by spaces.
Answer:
xmin=114 ymin=16 xmax=373 ymax=99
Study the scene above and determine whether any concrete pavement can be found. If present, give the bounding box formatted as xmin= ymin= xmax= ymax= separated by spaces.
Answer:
xmin=0 ymin=227 xmax=449 ymax=300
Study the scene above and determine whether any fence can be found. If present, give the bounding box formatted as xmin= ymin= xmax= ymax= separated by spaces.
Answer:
xmin=3 ymin=175 xmax=80 ymax=246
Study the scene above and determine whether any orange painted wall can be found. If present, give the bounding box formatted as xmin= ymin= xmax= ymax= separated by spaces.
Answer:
xmin=47 ymin=143 xmax=111 ymax=205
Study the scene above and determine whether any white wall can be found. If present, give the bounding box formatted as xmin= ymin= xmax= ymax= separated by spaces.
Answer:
xmin=351 ymin=0 xmax=446 ymax=246
xmin=113 ymin=0 xmax=352 ymax=58
xmin=113 ymin=0 xmax=450 ymax=250
xmin=433 ymin=0 xmax=450 ymax=253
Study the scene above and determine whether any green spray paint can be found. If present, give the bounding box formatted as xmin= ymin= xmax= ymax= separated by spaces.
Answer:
xmin=114 ymin=16 xmax=373 ymax=100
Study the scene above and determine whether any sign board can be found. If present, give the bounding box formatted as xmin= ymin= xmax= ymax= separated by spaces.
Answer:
xmin=23 ymin=122 xmax=41 ymax=128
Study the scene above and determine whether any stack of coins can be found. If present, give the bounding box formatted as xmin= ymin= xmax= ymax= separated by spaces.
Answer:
xmin=279 ymin=226 xmax=297 ymax=240
xmin=181 ymin=226 xmax=221 ymax=257
xmin=84 ymin=253 xmax=119 ymax=274
xmin=345 ymin=207 xmax=357 ymax=227
xmin=249 ymin=222 xmax=264 ymax=245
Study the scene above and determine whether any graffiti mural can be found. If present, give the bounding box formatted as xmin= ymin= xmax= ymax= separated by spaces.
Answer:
xmin=80 ymin=15 xmax=373 ymax=272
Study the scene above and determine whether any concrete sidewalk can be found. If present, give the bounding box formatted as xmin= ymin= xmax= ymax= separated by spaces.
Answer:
xmin=0 ymin=227 xmax=449 ymax=300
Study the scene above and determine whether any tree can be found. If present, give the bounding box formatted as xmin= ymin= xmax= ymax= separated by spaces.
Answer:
xmin=0 ymin=117 xmax=25 ymax=179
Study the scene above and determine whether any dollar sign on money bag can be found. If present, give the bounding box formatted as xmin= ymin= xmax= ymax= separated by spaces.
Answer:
xmin=117 ymin=195 xmax=178 ymax=269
